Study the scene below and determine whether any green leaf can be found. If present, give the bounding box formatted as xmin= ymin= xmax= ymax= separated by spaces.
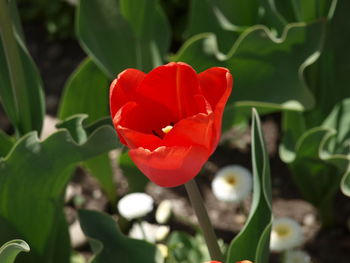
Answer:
xmin=282 ymin=0 xmax=336 ymax=22
xmin=119 ymin=152 xmax=149 ymax=193
xmin=341 ymin=168 xmax=350 ymax=197
xmin=304 ymin=0 xmax=350 ymax=127
xmin=76 ymin=0 xmax=170 ymax=78
xmin=78 ymin=209 xmax=162 ymax=263
xmin=185 ymin=0 xmax=245 ymax=53
xmin=85 ymin=154 xmax=117 ymax=204
xmin=58 ymin=58 xmax=109 ymax=124
xmin=0 ymin=0 xmax=45 ymax=135
xmin=175 ymin=21 xmax=325 ymax=123
xmin=279 ymin=111 xmax=306 ymax=163
xmin=226 ymin=109 xmax=272 ymax=263
xmin=58 ymin=58 xmax=116 ymax=203
xmin=166 ymin=232 xmax=210 ymax=263
xmin=279 ymin=99 xmax=350 ymax=225
xmin=0 ymin=240 xmax=30 ymax=263
xmin=0 ymin=115 xmax=119 ymax=263
xmin=0 ymin=131 xmax=14 ymax=157
xmin=258 ymin=0 xmax=287 ymax=33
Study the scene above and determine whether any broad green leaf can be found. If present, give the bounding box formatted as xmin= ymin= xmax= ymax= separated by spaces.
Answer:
xmin=274 ymin=0 xmax=335 ymax=23
xmin=0 ymin=0 xmax=45 ymax=135
xmin=175 ymin=21 xmax=324 ymax=126
xmin=78 ymin=209 xmax=162 ymax=263
xmin=258 ymin=0 xmax=287 ymax=33
xmin=0 ymin=131 xmax=14 ymax=157
xmin=58 ymin=58 xmax=109 ymax=124
xmin=226 ymin=109 xmax=272 ymax=263
xmin=0 ymin=240 xmax=30 ymax=263
xmin=76 ymin=0 xmax=170 ymax=78
xmin=58 ymin=58 xmax=116 ymax=203
xmin=279 ymin=111 xmax=306 ymax=163
xmin=184 ymin=0 xmax=249 ymax=53
xmin=119 ymin=152 xmax=149 ymax=193
xmin=0 ymin=115 xmax=119 ymax=263
xmin=304 ymin=0 xmax=350 ymax=127
xmin=166 ymin=232 xmax=210 ymax=263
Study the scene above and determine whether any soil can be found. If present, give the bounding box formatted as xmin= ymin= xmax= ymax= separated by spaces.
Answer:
xmin=1 ymin=21 xmax=350 ymax=263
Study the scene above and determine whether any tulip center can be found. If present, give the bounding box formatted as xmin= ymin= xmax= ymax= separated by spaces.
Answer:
xmin=161 ymin=125 xmax=173 ymax=134
xmin=275 ymin=224 xmax=291 ymax=238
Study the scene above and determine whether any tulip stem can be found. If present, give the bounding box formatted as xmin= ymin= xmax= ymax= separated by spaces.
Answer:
xmin=185 ymin=179 xmax=224 ymax=261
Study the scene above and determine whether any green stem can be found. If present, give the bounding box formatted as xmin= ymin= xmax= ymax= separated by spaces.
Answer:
xmin=185 ymin=179 xmax=224 ymax=261
xmin=0 ymin=0 xmax=31 ymax=136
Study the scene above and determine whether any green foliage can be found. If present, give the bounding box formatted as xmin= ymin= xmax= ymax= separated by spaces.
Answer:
xmin=0 ymin=115 xmax=119 ymax=263
xmin=58 ymin=57 xmax=117 ymax=204
xmin=277 ymin=0 xmax=350 ymax=224
xmin=0 ymin=131 xmax=14 ymax=157
xmin=280 ymin=99 xmax=350 ymax=225
xmin=58 ymin=58 xmax=109 ymax=124
xmin=78 ymin=210 xmax=162 ymax=263
xmin=76 ymin=0 xmax=170 ymax=78
xmin=0 ymin=0 xmax=45 ymax=136
xmin=175 ymin=21 xmax=324 ymax=126
xmin=0 ymin=240 xmax=30 ymax=263
xmin=226 ymin=109 xmax=272 ymax=263
xmin=166 ymin=231 xmax=210 ymax=263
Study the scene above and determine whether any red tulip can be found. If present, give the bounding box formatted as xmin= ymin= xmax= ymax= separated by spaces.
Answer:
xmin=110 ymin=62 xmax=232 ymax=187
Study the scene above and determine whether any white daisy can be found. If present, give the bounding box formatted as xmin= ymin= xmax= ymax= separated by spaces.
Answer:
xmin=155 ymin=200 xmax=173 ymax=224
xmin=117 ymin=193 xmax=154 ymax=220
xmin=129 ymin=221 xmax=170 ymax=243
xmin=211 ymin=165 xmax=252 ymax=202
xmin=284 ymin=250 xmax=311 ymax=263
xmin=270 ymin=218 xmax=304 ymax=252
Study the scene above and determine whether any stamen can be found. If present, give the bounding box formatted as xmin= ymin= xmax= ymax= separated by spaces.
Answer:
xmin=162 ymin=125 xmax=173 ymax=134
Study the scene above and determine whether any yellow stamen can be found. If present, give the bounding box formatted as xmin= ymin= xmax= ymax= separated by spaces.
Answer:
xmin=162 ymin=125 xmax=173 ymax=134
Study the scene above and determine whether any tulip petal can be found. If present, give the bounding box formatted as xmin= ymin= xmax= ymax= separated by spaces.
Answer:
xmin=110 ymin=68 xmax=146 ymax=118
xmin=137 ymin=62 xmax=202 ymax=121
xmin=198 ymin=67 xmax=233 ymax=111
xmin=198 ymin=68 xmax=233 ymax=148
xmin=129 ymin=145 xmax=209 ymax=187
xmin=164 ymin=111 xmax=214 ymax=152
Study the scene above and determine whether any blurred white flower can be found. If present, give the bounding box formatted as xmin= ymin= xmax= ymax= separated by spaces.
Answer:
xmin=156 ymin=200 xmax=173 ymax=224
xmin=117 ymin=193 xmax=154 ymax=220
xmin=270 ymin=218 xmax=304 ymax=252
xmin=157 ymin=244 xmax=169 ymax=259
xmin=129 ymin=221 xmax=170 ymax=243
xmin=284 ymin=250 xmax=311 ymax=263
xmin=211 ymin=165 xmax=252 ymax=202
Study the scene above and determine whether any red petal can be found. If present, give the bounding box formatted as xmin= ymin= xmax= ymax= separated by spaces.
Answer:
xmin=198 ymin=67 xmax=233 ymax=149
xmin=110 ymin=69 xmax=146 ymax=118
xmin=113 ymin=102 xmax=169 ymax=150
xmin=198 ymin=67 xmax=232 ymax=110
xmin=164 ymin=111 xmax=214 ymax=152
xmin=137 ymin=62 xmax=202 ymax=121
xmin=129 ymin=145 xmax=209 ymax=187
